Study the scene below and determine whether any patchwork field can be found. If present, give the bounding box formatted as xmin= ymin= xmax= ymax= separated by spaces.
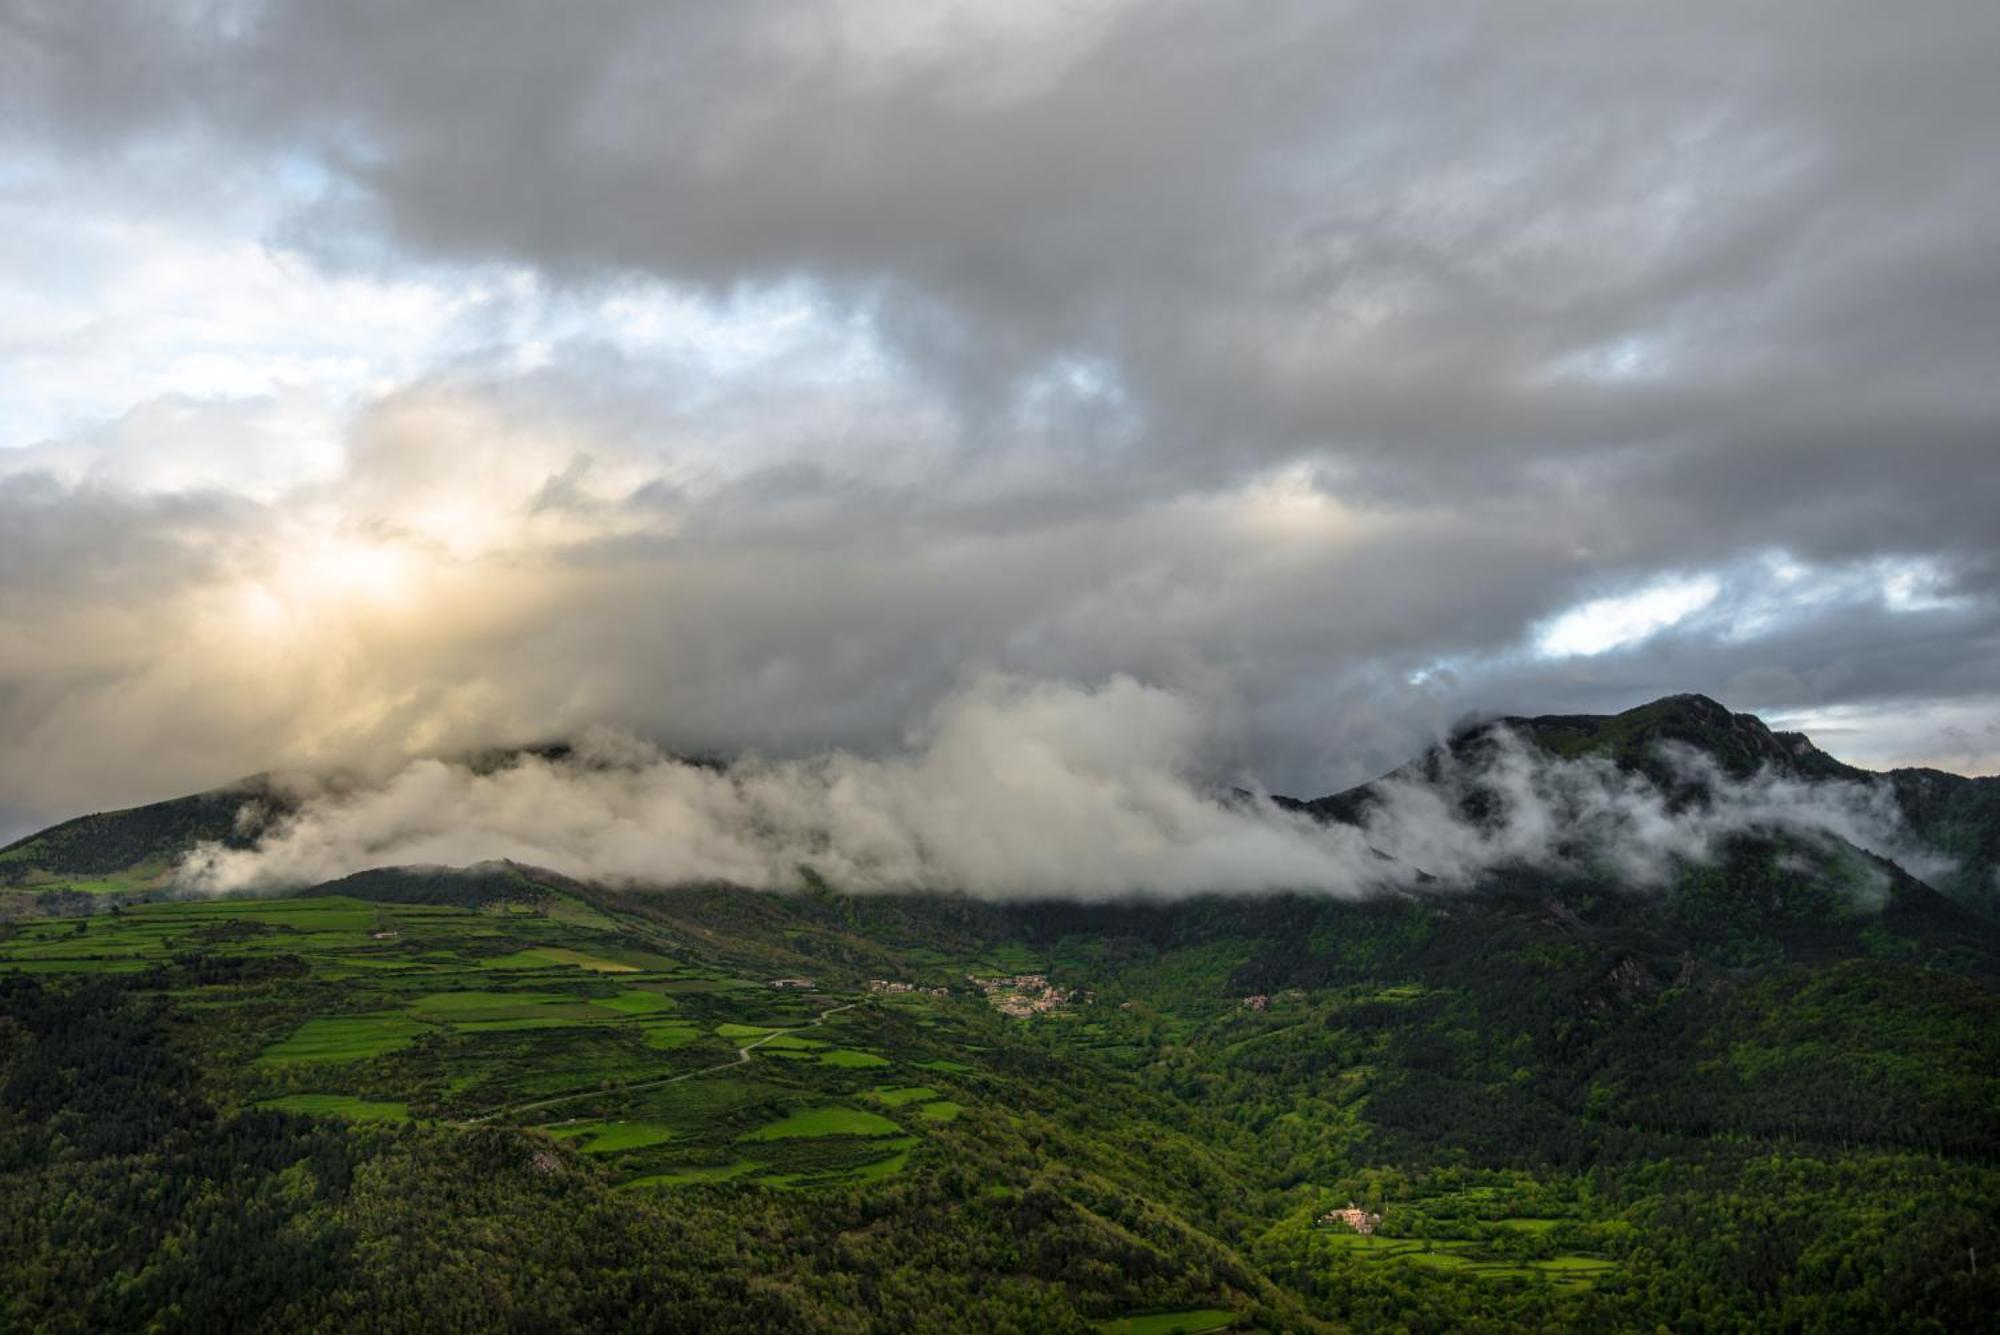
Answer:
xmin=1316 ymin=1231 xmax=1617 ymax=1289
xmin=256 ymin=1092 xmax=411 ymax=1121
xmin=257 ymin=1014 xmax=428 ymax=1063
xmin=8 ymin=839 xmax=1992 ymax=1332
xmin=740 ymin=1105 xmax=903 ymax=1139
xmin=0 ymin=884 xmax=993 ymax=1191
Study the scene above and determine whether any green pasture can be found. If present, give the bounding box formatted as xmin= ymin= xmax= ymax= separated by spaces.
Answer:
xmin=1318 ymin=1231 xmax=1616 ymax=1288
xmin=546 ymin=1120 xmax=680 ymax=1153
xmin=740 ymin=1106 xmax=902 ymax=1140
xmin=256 ymin=1015 xmax=428 ymax=1064
xmin=257 ymin=1093 xmax=411 ymax=1122
xmin=406 ymin=990 xmax=575 ymax=1020
xmin=625 ymin=1161 xmax=758 ymax=1189
xmin=815 ymin=1048 xmax=891 ymax=1068
xmin=594 ymin=988 xmax=678 ymax=1014
xmin=1495 ymin=1217 xmax=1562 ymax=1233
xmin=476 ymin=946 xmax=638 ymax=973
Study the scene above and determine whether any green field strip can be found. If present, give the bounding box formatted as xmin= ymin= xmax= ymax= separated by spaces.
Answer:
xmin=257 ymin=1093 xmax=411 ymax=1122
xmin=256 ymin=1015 xmax=429 ymax=1064
xmin=739 ymin=1106 xmax=902 ymax=1140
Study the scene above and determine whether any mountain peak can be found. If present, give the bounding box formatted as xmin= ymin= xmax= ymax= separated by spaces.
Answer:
xmin=1290 ymin=693 xmax=1871 ymax=836
xmin=1483 ymin=693 xmax=1862 ymax=784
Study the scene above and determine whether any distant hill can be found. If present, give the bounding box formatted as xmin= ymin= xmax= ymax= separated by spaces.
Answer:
xmin=0 ymin=776 xmax=293 ymax=903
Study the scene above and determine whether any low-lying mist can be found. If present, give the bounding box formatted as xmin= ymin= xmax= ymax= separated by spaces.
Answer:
xmin=174 ymin=676 xmax=1950 ymax=901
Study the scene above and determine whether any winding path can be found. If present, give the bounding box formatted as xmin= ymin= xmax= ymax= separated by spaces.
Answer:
xmin=461 ymin=1000 xmax=863 ymax=1125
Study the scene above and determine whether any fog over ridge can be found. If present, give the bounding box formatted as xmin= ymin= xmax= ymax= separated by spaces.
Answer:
xmin=175 ymin=677 xmax=1952 ymax=901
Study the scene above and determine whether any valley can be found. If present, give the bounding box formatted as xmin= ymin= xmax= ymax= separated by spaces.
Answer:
xmin=1 ymin=698 xmax=1996 ymax=1332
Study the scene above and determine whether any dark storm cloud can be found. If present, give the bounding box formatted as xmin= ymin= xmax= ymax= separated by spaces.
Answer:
xmin=0 ymin=0 xmax=1995 ymax=830
xmin=12 ymin=1 xmax=1997 ymax=527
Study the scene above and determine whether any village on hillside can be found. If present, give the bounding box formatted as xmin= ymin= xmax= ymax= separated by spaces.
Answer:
xmin=1319 ymin=1203 xmax=1383 ymax=1236
xmin=967 ymin=972 xmax=1086 ymax=1018
xmin=867 ymin=978 xmax=952 ymax=997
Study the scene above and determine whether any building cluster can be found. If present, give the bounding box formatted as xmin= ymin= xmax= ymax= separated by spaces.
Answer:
xmin=967 ymin=972 xmax=1084 ymax=1018
xmin=1242 ymin=989 xmax=1307 ymax=1011
xmin=769 ymin=977 xmax=815 ymax=990
xmin=868 ymin=979 xmax=951 ymax=996
xmin=1318 ymin=1203 xmax=1382 ymax=1235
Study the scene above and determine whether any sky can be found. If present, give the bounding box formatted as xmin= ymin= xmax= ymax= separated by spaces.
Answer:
xmin=2 ymin=0 xmax=1997 ymax=842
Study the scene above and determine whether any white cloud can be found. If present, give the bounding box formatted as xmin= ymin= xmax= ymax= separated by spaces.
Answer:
xmin=0 ymin=196 xmax=470 ymax=449
xmin=177 ymin=677 xmax=1954 ymax=902
xmin=1536 ymin=574 xmax=1721 ymax=658
xmin=1765 ymin=697 xmax=2000 ymax=776
xmin=0 ymin=150 xmax=884 ymax=469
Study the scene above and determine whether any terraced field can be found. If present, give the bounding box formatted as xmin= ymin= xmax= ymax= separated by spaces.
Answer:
xmin=1318 ymin=1232 xmax=1617 ymax=1288
xmin=740 ymin=1105 xmax=903 ymax=1139
xmin=256 ymin=1092 xmax=412 ymax=1121
xmin=0 ymin=887 xmax=986 ymax=1191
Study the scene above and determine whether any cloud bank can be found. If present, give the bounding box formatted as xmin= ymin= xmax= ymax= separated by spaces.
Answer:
xmin=2 ymin=1 xmax=1997 ymax=833
xmin=175 ymin=677 xmax=1949 ymax=901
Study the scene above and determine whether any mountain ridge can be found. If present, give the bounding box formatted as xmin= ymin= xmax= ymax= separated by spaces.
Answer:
xmin=3 ymin=693 xmax=1995 ymax=921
